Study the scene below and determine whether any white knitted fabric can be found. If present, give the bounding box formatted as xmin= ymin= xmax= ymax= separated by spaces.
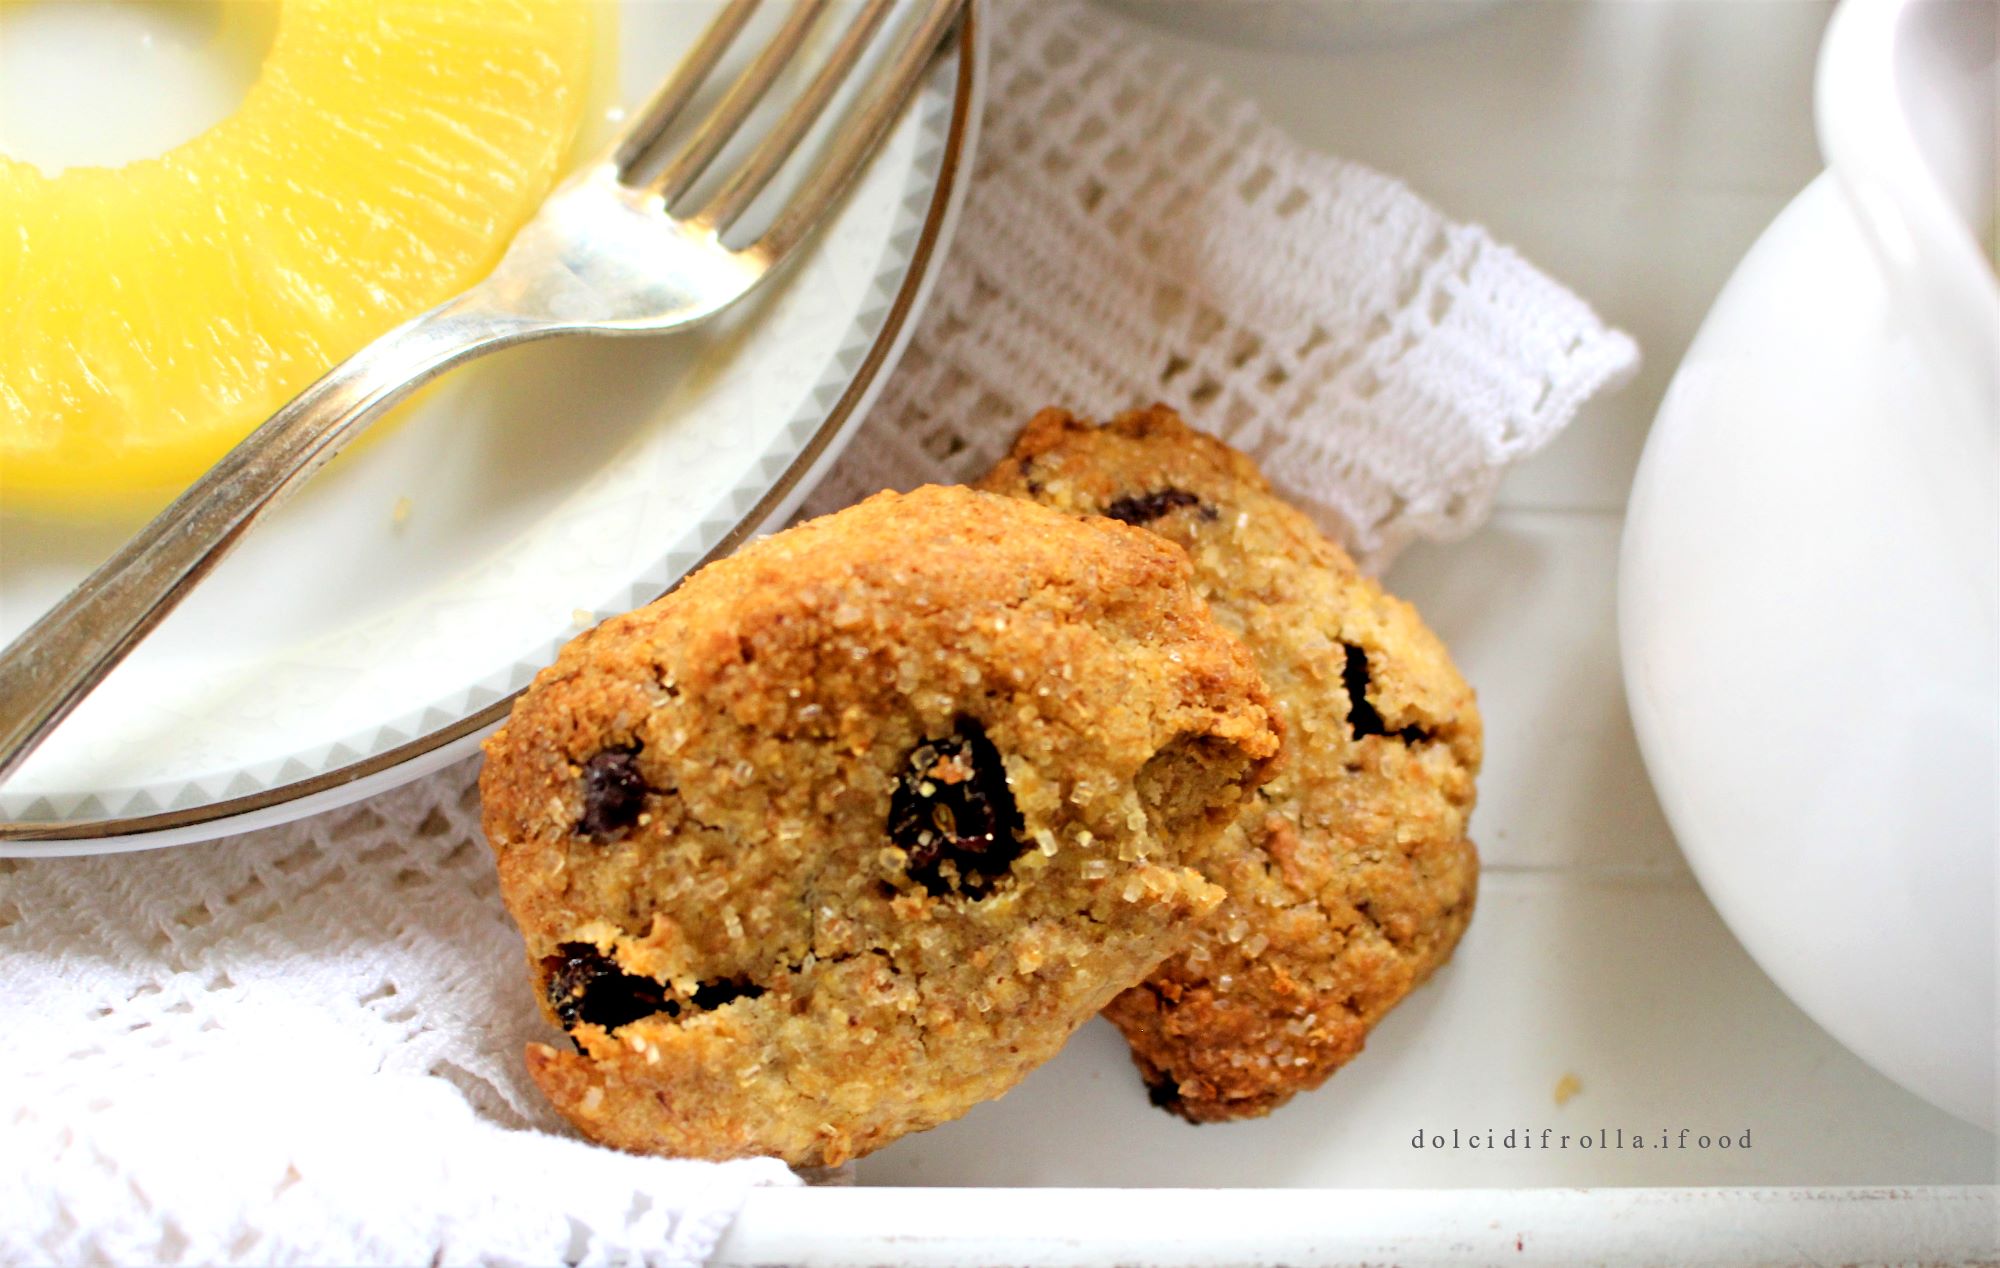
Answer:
xmin=804 ymin=1 xmax=1637 ymax=567
xmin=0 ymin=4 xmax=1634 ymax=1265
xmin=0 ymin=773 xmax=798 ymax=1267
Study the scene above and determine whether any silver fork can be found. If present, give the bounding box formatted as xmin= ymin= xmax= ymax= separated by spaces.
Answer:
xmin=0 ymin=0 xmax=965 ymax=784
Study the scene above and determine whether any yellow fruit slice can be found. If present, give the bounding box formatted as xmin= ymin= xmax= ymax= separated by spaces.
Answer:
xmin=0 ymin=0 xmax=594 ymax=509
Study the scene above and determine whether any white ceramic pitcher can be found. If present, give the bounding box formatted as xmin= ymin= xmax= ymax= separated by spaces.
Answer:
xmin=1622 ymin=0 xmax=1998 ymax=1131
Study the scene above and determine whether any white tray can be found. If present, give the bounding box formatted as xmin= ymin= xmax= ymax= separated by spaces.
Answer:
xmin=741 ymin=1 xmax=1993 ymax=1258
xmin=715 ymin=1188 xmax=1995 ymax=1265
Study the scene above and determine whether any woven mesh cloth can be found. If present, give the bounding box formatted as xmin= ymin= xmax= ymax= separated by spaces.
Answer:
xmin=2 ymin=772 xmax=793 ymax=1267
xmin=804 ymin=1 xmax=1635 ymax=567
xmin=0 ymin=3 xmax=1633 ymax=1264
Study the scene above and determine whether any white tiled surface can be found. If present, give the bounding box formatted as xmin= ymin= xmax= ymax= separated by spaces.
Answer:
xmin=857 ymin=0 xmax=1998 ymax=1188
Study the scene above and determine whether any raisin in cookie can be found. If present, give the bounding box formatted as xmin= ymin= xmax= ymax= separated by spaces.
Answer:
xmin=479 ymin=484 xmax=1281 ymax=1165
xmin=979 ymin=407 xmax=1481 ymax=1122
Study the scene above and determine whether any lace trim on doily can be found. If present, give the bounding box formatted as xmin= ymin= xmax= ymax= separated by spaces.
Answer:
xmin=0 ymin=766 xmax=794 ymax=1268
xmin=806 ymin=0 xmax=1636 ymax=568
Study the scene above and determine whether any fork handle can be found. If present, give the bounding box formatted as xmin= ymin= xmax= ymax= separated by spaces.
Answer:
xmin=0 ymin=296 xmax=541 ymax=789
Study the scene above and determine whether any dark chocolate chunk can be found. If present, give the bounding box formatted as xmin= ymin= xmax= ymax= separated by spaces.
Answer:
xmin=1102 ymin=487 xmax=1210 ymax=526
xmin=577 ymin=747 xmax=649 ymax=841
xmin=690 ymin=978 xmax=765 ymax=1011
xmin=887 ymin=718 xmax=1026 ymax=899
xmin=544 ymin=944 xmax=765 ymax=1034
xmin=1339 ymin=642 xmax=1428 ymax=744
xmin=544 ymin=943 xmax=673 ymax=1031
xmin=1144 ymin=1072 xmax=1184 ymax=1111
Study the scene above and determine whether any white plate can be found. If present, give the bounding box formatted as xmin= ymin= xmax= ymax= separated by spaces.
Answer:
xmin=0 ymin=1 xmax=981 ymax=853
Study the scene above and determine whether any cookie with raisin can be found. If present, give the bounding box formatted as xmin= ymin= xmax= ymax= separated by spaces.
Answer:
xmin=979 ymin=406 xmax=1481 ymax=1122
xmin=479 ymin=484 xmax=1281 ymax=1165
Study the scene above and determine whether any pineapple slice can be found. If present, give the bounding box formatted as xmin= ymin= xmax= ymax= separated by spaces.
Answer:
xmin=0 ymin=0 xmax=594 ymax=509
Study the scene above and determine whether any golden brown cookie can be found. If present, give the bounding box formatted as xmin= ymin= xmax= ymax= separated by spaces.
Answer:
xmin=479 ymin=484 xmax=1281 ymax=1165
xmin=979 ymin=407 xmax=1481 ymax=1122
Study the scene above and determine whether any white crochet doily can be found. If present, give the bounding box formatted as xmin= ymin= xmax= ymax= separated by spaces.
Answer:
xmin=0 ymin=3 xmax=1635 ymax=1264
xmin=804 ymin=1 xmax=1636 ymax=568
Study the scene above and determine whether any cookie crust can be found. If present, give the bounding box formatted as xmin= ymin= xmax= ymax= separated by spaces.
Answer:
xmin=480 ymin=484 xmax=1281 ymax=1163
xmin=980 ymin=407 xmax=1481 ymax=1122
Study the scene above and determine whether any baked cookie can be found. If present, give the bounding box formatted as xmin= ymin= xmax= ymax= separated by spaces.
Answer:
xmin=479 ymin=484 xmax=1281 ymax=1165
xmin=979 ymin=407 xmax=1481 ymax=1122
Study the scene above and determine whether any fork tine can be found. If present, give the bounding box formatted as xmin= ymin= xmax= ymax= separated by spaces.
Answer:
xmin=750 ymin=0 xmax=963 ymax=263
xmin=612 ymin=0 xmax=762 ymax=177
xmin=646 ymin=0 xmax=832 ymax=206
xmin=692 ymin=0 xmax=895 ymax=233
